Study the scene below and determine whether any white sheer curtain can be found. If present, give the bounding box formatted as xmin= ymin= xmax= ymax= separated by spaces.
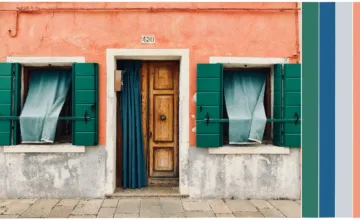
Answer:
xmin=20 ymin=70 xmax=71 ymax=143
xmin=224 ymin=70 xmax=267 ymax=144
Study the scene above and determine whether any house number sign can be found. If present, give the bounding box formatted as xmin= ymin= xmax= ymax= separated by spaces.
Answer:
xmin=141 ymin=35 xmax=155 ymax=44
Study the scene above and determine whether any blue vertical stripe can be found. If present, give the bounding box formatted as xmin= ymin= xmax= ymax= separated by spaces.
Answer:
xmin=319 ymin=2 xmax=335 ymax=217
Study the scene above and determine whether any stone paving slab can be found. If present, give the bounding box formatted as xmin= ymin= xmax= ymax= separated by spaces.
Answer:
xmin=140 ymin=210 xmax=162 ymax=218
xmin=225 ymin=200 xmax=258 ymax=212
xmin=0 ymin=208 xmax=6 ymax=214
xmin=185 ymin=211 xmax=216 ymax=218
xmin=114 ymin=213 xmax=139 ymax=218
xmin=250 ymin=200 xmax=275 ymax=209
xmin=233 ymin=211 xmax=264 ymax=217
xmin=0 ymin=215 xmax=18 ymax=218
xmin=161 ymin=212 xmax=185 ymax=218
xmin=216 ymin=213 xmax=235 ymax=217
xmin=160 ymin=198 xmax=184 ymax=213
xmin=72 ymin=199 xmax=103 ymax=215
xmin=97 ymin=207 xmax=116 ymax=218
xmin=140 ymin=198 xmax=161 ymax=213
xmin=0 ymin=200 xmax=16 ymax=207
xmin=182 ymin=200 xmax=211 ymax=211
xmin=139 ymin=199 xmax=162 ymax=217
xmin=102 ymin=199 xmax=118 ymax=208
xmin=47 ymin=206 xmax=74 ymax=218
xmin=0 ymin=198 xmax=300 ymax=218
xmin=208 ymin=200 xmax=232 ymax=214
xmin=116 ymin=199 xmax=140 ymax=214
xmin=21 ymin=199 xmax=59 ymax=218
xmin=18 ymin=199 xmax=38 ymax=205
xmin=268 ymin=200 xmax=301 ymax=218
xmin=57 ymin=199 xmax=79 ymax=207
xmin=69 ymin=214 xmax=97 ymax=218
xmin=2 ymin=201 xmax=32 ymax=215
xmin=260 ymin=208 xmax=286 ymax=217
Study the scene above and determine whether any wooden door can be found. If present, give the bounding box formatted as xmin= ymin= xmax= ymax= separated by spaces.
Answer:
xmin=142 ymin=61 xmax=179 ymax=185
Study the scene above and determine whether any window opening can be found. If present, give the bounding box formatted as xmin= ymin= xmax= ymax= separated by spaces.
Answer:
xmin=222 ymin=68 xmax=272 ymax=146
xmin=21 ymin=67 xmax=72 ymax=144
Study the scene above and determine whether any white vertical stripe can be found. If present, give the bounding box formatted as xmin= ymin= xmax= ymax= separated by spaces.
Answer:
xmin=335 ymin=2 xmax=353 ymax=217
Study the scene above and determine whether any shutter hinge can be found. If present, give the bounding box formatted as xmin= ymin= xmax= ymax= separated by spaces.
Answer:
xmin=84 ymin=110 xmax=89 ymax=124
xmin=205 ymin=112 xmax=210 ymax=126
xmin=294 ymin=112 xmax=299 ymax=125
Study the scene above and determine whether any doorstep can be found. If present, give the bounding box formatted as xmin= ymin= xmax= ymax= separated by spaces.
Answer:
xmin=106 ymin=186 xmax=188 ymax=198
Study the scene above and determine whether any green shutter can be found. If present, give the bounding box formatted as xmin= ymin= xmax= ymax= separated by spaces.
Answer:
xmin=283 ymin=64 xmax=301 ymax=147
xmin=196 ymin=63 xmax=223 ymax=148
xmin=273 ymin=64 xmax=301 ymax=147
xmin=0 ymin=63 xmax=13 ymax=145
xmin=0 ymin=63 xmax=21 ymax=145
xmin=273 ymin=64 xmax=283 ymax=146
xmin=13 ymin=63 xmax=21 ymax=145
xmin=72 ymin=63 xmax=99 ymax=146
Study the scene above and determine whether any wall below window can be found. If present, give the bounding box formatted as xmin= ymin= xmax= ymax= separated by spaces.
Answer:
xmin=0 ymin=147 xmax=106 ymax=198
xmin=0 ymin=146 xmax=299 ymax=199
xmin=183 ymin=148 xmax=300 ymax=199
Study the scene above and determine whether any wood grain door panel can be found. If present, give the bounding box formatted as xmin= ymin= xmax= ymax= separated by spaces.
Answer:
xmin=145 ymin=61 xmax=179 ymax=180
xmin=153 ymin=67 xmax=174 ymax=90
xmin=153 ymin=95 xmax=174 ymax=142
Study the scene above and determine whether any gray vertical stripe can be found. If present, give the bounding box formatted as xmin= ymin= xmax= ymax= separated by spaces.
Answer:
xmin=335 ymin=2 xmax=353 ymax=217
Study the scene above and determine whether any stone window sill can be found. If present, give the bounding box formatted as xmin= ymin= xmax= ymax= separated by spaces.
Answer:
xmin=3 ymin=144 xmax=85 ymax=153
xmin=208 ymin=145 xmax=290 ymax=155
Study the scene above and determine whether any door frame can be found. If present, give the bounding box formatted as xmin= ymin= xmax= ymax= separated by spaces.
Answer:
xmin=105 ymin=49 xmax=189 ymax=195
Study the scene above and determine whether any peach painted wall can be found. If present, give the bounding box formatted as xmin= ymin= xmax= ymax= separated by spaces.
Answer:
xmin=354 ymin=3 xmax=360 ymax=217
xmin=0 ymin=2 xmax=300 ymax=146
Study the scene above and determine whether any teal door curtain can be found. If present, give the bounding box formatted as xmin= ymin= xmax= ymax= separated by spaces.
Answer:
xmin=20 ymin=70 xmax=71 ymax=143
xmin=119 ymin=60 xmax=147 ymax=189
xmin=223 ymin=70 xmax=267 ymax=144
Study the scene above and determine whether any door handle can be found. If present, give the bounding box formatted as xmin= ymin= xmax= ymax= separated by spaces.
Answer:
xmin=160 ymin=115 xmax=166 ymax=121
xmin=149 ymin=131 xmax=152 ymax=138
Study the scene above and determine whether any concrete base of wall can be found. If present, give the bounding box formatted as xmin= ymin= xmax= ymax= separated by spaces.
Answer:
xmin=185 ymin=148 xmax=300 ymax=200
xmin=0 ymin=146 xmax=106 ymax=199
xmin=0 ymin=146 xmax=300 ymax=200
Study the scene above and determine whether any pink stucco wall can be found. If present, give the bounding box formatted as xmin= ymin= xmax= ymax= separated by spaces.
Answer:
xmin=0 ymin=2 xmax=300 ymax=146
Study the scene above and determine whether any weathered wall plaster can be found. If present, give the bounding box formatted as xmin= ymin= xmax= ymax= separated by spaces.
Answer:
xmin=0 ymin=2 xmax=300 ymax=146
xmin=185 ymin=148 xmax=300 ymax=199
xmin=0 ymin=147 xmax=106 ymax=198
xmin=0 ymin=145 xmax=300 ymax=199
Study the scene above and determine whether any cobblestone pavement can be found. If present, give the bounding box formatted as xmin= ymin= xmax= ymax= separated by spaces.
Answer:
xmin=0 ymin=198 xmax=301 ymax=218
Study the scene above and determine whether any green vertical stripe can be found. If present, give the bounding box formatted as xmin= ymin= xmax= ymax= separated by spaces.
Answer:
xmin=302 ymin=2 xmax=319 ymax=217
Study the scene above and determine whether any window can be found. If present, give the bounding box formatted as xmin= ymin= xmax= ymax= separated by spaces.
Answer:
xmin=196 ymin=63 xmax=301 ymax=148
xmin=222 ymin=68 xmax=272 ymax=145
xmin=0 ymin=62 xmax=99 ymax=146
xmin=22 ymin=67 xmax=73 ymax=144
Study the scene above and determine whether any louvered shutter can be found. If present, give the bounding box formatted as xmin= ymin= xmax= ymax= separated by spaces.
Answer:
xmin=273 ymin=64 xmax=301 ymax=147
xmin=72 ymin=63 xmax=99 ymax=146
xmin=196 ymin=64 xmax=224 ymax=148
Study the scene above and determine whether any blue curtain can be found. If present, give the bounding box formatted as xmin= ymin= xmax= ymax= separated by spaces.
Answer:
xmin=120 ymin=60 xmax=147 ymax=189
xmin=20 ymin=70 xmax=71 ymax=143
xmin=224 ymin=70 xmax=267 ymax=144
